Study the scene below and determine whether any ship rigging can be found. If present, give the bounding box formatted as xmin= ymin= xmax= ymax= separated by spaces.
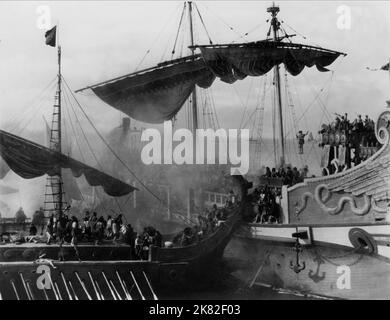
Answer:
xmin=77 ymin=2 xmax=346 ymax=173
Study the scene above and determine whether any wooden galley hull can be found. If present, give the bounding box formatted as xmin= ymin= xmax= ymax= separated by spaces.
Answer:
xmin=0 ymin=177 xmax=247 ymax=300
xmin=226 ymin=108 xmax=390 ymax=300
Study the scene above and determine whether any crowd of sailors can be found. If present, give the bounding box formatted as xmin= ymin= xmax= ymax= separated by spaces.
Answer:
xmin=263 ymin=165 xmax=309 ymax=187
xmin=250 ymin=165 xmax=311 ymax=224
xmin=44 ymin=211 xmax=131 ymax=245
xmin=319 ymin=113 xmax=378 ymax=148
xmin=171 ymin=204 xmax=229 ymax=247
xmin=250 ymin=186 xmax=282 ymax=224
xmin=1 ymin=192 xmax=237 ymax=260
xmin=171 ymin=191 xmax=236 ymax=247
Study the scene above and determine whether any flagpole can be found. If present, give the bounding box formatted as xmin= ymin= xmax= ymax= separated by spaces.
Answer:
xmin=44 ymin=23 xmax=64 ymax=218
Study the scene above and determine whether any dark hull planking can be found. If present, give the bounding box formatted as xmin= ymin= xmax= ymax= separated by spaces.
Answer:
xmin=225 ymin=234 xmax=390 ymax=300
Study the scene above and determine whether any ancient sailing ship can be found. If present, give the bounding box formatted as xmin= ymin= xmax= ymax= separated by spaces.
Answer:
xmin=1 ymin=1 xmax=389 ymax=300
xmin=0 ymin=13 xmax=246 ymax=299
xmin=221 ymin=5 xmax=390 ymax=300
xmin=75 ymin=2 xmax=390 ymax=299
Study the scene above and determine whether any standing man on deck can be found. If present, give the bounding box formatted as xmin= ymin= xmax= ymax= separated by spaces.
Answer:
xmin=296 ymin=131 xmax=308 ymax=154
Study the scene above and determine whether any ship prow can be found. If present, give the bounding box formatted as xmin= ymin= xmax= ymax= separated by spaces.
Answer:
xmin=226 ymin=108 xmax=390 ymax=300
xmin=288 ymin=109 xmax=390 ymax=225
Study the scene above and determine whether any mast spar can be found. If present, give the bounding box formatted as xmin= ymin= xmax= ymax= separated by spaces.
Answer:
xmin=268 ymin=4 xmax=285 ymax=167
xmin=45 ymin=42 xmax=64 ymax=218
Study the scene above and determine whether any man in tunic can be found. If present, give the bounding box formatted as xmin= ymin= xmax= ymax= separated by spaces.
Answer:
xmin=296 ymin=131 xmax=308 ymax=154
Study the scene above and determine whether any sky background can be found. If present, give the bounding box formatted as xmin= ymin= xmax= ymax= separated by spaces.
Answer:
xmin=0 ymin=1 xmax=390 ymax=216
xmin=1 ymin=1 xmax=390 ymax=137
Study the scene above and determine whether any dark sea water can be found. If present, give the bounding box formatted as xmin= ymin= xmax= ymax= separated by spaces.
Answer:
xmin=163 ymin=259 xmax=321 ymax=300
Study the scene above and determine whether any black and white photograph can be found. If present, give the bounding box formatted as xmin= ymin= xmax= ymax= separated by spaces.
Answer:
xmin=0 ymin=0 xmax=389 ymax=305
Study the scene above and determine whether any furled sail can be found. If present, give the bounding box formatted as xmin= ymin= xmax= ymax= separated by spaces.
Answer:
xmin=0 ymin=130 xmax=136 ymax=197
xmin=195 ymin=40 xmax=346 ymax=83
xmin=82 ymin=55 xmax=215 ymax=124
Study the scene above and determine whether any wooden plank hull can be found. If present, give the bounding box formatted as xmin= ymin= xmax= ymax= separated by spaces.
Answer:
xmin=0 ymin=260 xmax=189 ymax=300
xmin=0 ymin=177 xmax=248 ymax=299
xmin=225 ymin=224 xmax=390 ymax=299
xmin=0 ymin=205 xmax=242 ymax=299
xmin=0 ymin=243 xmax=133 ymax=262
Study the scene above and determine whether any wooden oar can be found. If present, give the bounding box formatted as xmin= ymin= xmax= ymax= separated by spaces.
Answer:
xmin=143 ymin=271 xmax=158 ymax=300
xmin=60 ymin=272 xmax=72 ymax=300
xmin=130 ymin=271 xmax=145 ymax=300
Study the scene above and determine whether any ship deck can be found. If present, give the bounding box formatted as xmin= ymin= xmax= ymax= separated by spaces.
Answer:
xmin=0 ymin=242 xmax=130 ymax=248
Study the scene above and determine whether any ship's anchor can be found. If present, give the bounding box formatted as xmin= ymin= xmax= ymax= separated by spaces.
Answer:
xmin=289 ymin=229 xmax=306 ymax=274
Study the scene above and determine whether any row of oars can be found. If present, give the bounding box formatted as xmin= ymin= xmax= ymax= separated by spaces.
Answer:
xmin=7 ymin=270 xmax=158 ymax=300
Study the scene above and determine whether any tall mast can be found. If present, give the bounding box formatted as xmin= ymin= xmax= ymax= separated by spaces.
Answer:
xmin=45 ymin=43 xmax=64 ymax=218
xmin=56 ymin=45 xmax=63 ymax=217
xmin=268 ymin=4 xmax=285 ymax=167
xmin=188 ymin=1 xmax=198 ymax=131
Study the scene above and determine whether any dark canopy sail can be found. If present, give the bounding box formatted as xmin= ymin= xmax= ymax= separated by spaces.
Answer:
xmin=195 ymin=40 xmax=346 ymax=84
xmin=81 ymin=55 xmax=215 ymax=124
xmin=0 ymin=130 xmax=136 ymax=197
xmin=79 ymin=41 xmax=344 ymax=125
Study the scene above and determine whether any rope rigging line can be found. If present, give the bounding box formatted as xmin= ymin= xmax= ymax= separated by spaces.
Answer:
xmin=205 ymin=87 xmax=220 ymax=129
xmin=196 ymin=2 xmax=245 ymax=41
xmin=8 ymin=79 xmax=58 ymax=136
xmin=283 ymin=69 xmax=305 ymax=167
xmin=134 ymin=2 xmax=183 ymax=71
xmin=251 ymin=76 xmax=268 ymax=168
xmin=62 ymin=108 xmax=71 ymax=154
xmin=194 ymin=3 xmax=213 ymax=45
xmin=238 ymin=78 xmax=255 ymax=130
xmin=5 ymin=76 xmax=58 ymax=132
xmin=171 ymin=2 xmax=187 ymax=58
xmin=241 ymin=75 xmax=272 ymax=130
xmin=283 ymin=73 xmax=334 ymax=139
xmin=303 ymin=70 xmax=338 ymax=165
xmin=290 ymin=77 xmax=312 ymax=139
xmin=178 ymin=12 xmax=188 ymax=59
xmin=304 ymin=110 xmax=326 ymax=165
xmin=280 ymin=21 xmax=306 ymax=39
xmin=301 ymin=72 xmax=334 ymax=122
xmin=64 ymin=76 xmax=163 ymax=203
xmin=63 ymin=81 xmax=130 ymax=214
xmin=62 ymin=92 xmax=87 ymax=163
xmin=62 ymin=84 xmax=102 ymax=170
xmin=63 ymin=78 xmax=118 ymax=212
xmin=276 ymin=22 xmax=343 ymax=140
xmin=232 ymin=21 xmax=269 ymax=44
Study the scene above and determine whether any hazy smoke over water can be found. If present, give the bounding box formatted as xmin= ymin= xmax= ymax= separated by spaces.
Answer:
xmin=0 ymin=116 xmax=321 ymax=221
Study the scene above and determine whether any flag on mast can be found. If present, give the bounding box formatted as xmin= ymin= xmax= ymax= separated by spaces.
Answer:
xmin=381 ymin=62 xmax=390 ymax=71
xmin=45 ymin=26 xmax=56 ymax=47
